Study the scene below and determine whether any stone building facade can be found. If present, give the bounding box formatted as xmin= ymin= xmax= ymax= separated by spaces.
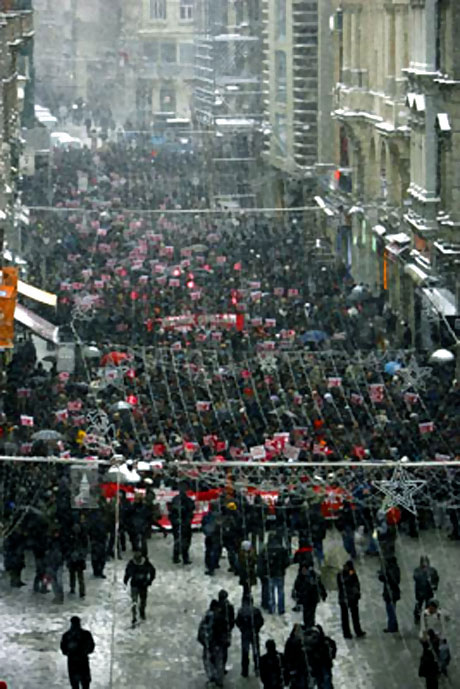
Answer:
xmin=328 ymin=0 xmax=459 ymax=350
xmin=120 ymin=0 xmax=196 ymax=126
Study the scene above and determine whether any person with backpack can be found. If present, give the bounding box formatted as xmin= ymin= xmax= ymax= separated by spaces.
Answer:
xmin=284 ymin=624 xmax=310 ymax=689
xmin=378 ymin=555 xmax=401 ymax=633
xmin=306 ymin=625 xmax=336 ymax=689
xmin=266 ymin=532 xmax=290 ymax=615
xmin=168 ymin=483 xmax=194 ymax=565
xmin=413 ymin=556 xmax=439 ymax=624
xmin=259 ymin=639 xmax=288 ymax=689
xmin=235 ymin=594 xmax=264 ymax=678
xmin=198 ymin=600 xmax=226 ymax=688
xmin=123 ymin=551 xmax=156 ymax=626
xmin=294 ymin=563 xmax=327 ymax=629
xmin=337 ymin=560 xmax=366 ymax=639
xmin=60 ymin=616 xmax=95 ymax=689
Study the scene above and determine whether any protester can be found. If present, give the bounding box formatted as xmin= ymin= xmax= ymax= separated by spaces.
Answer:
xmin=217 ymin=589 xmax=235 ymax=675
xmin=337 ymin=560 xmax=366 ymax=639
xmin=197 ymin=599 xmax=226 ymax=688
xmin=168 ymin=483 xmax=194 ymax=565
xmin=293 ymin=563 xmax=327 ymax=629
xmin=413 ymin=556 xmax=439 ymax=624
xmin=259 ymin=639 xmax=287 ymax=689
xmin=266 ymin=532 xmax=290 ymax=615
xmin=123 ymin=550 xmax=156 ymax=626
xmin=235 ymin=594 xmax=264 ymax=678
xmin=60 ymin=616 xmax=95 ymax=689
xmin=379 ymin=555 xmax=401 ymax=633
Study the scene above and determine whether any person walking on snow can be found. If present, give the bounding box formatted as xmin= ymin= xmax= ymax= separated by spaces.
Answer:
xmin=60 ymin=616 xmax=95 ymax=689
xmin=123 ymin=550 xmax=156 ymax=626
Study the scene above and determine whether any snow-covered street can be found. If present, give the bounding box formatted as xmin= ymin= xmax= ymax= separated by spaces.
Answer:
xmin=1 ymin=529 xmax=458 ymax=689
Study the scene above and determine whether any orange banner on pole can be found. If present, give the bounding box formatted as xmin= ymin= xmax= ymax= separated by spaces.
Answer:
xmin=0 ymin=267 xmax=18 ymax=348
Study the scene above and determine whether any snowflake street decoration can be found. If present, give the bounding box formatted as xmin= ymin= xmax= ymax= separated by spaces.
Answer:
xmin=85 ymin=409 xmax=116 ymax=451
xmin=258 ymin=355 xmax=278 ymax=373
xmin=397 ymin=356 xmax=431 ymax=392
xmin=373 ymin=466 xmax=426 ymax=515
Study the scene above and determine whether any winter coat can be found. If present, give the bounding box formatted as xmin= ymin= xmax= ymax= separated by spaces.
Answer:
xmin=259 ymin=650 xmax=287 ymax=689
xmin=66 ymin=525 xmax=88 ymax=572
xmin=123 ymin=557 xmax=156 ymax=589
xmin=238 ymin=547 xmax=257 ymax=587
xmin=218 ymin=599 xmax=235 ymax=645
xmin=266 ymin=542 xmax=290 ymax=578
xmin=307 ymin=632 xmax=337 ymax=676
xmin=379 ymin=560 xmax=400 ymax=603
xmin=413 ymin=565 xmax=439 ymax=600
xmin=337 ymin=567 xmax=361 ymax=606
xmin=294 ymin=568 xmax=327 ymax=608
xmin=198 ymin=609 xmax=227 ymax=649
xmin=418 ymin=639 xmax=440 ymax=679
xmin=284 ymin=634 xmax=310 ymax=680
xmin=169 ymin=493 xmax=194 ymax=529
xmin=60 ymin=627 xmax=95 ymax=679
xmin=235 ymin=603 xmax=264 ymax=639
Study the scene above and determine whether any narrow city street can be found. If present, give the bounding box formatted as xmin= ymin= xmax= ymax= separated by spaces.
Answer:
xmin=1 ymin=529 xmax=458 ymax=689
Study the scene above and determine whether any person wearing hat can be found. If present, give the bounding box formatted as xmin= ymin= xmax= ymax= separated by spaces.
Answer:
xmin=238 ymin=540 xmax=257 ymax=597
xmin=60 ymin=616 xmax=95 ymax=689
xmin=123 ymin=550 xmax=156 ymax=626
xmin=222 ymin=501 xmax=243 ymax=574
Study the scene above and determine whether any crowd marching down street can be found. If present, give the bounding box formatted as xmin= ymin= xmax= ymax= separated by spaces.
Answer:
xmin=0 ymin=138 xmax=459 ymax=689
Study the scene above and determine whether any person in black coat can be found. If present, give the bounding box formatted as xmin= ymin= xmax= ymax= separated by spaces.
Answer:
xmin=123 ymin=551 xmax=156 ymax=625
xmin=202 ymin=501 xmax=223 ymax=575
xmin=60 ymin=616 xmax=95 ymax=689
xmin=235 ymin=594 xmax=264 ymax=678
xmin=168 ymin=483 xmax=194 ymax=564
xmin=86 ymin=509 xmax=107 ymax=578
xmin=67 ymin=522 xmax=88 ymax=598
xmin=413 ymin=556 xmax=439 ymax=624
xmin=217 ymin=589 xmax=235 ymax=673
xmin=378 ymin=555 xmax=401 ymax=633
xmin=266 ymin=533 xmax=290 ymax=615
xmin=294 ymin=564 xmax=327 ymax=629
xmin=337 ymin=560 xmax=366 ymax=639
xmin=260 ymin=639 xmax=288 ymax=689
xmin=418 ymin=629 xmax=441 ymax=689
xmin=284 ymin=623 xmax=310 ymax=689
xmin=305 ymin=625 xmax=337 ymax=689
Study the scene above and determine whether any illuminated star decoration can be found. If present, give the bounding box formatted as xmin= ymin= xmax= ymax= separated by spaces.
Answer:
xmin=373 ymin=466 xmax=426 ymax=515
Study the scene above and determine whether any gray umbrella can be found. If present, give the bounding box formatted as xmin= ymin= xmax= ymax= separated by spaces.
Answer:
xmin=82 ymin=345 xmax=102 ymax=359
xmin=110 ymin=401 xmax=133 ymax=412
xmin=32 ymin=430 xmax=63 ymax=441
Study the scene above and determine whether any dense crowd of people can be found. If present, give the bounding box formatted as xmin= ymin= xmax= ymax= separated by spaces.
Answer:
xmin=0 ymin=138 xmax=458 ymax=688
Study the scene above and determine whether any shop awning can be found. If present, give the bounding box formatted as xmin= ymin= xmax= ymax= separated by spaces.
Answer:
xmin=14 ymin=303 xmax=59 ymax=343
xmin=372 ymin=224 xmax=386 ymax=237
xmin=422 ymin=287 xmax=457 ymax=316
xmin=17 ymin=280 xmax=57 ymax=307
xmin=404 ymin=263 xmax=429 ymax=286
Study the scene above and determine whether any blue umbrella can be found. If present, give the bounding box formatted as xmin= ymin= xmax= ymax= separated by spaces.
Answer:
xmin=384 ymin=361 xmax=402 ymax=375
xmin=301 ymin=330 xmax=329 ymax=344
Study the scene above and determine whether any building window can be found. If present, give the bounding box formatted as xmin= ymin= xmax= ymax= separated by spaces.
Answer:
xmin=160 ymin=86 xmax=176 ymax=112
xmin=150 ymin=0 xmax=166 ymax=20
xmin=180 ymin=0 xmax=194 ymax=21
xmin=275 ymin=0 xmax=286 ymax=40
xmin=161 ymin=42 xmax=176 ymax=63
xmin=179 ymin=43 xmax=195 ymax=64
xmin=275 ymin=50 xmax=287 ymax=103
xmin=273 ymin=113 xmax=287 ymax=156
